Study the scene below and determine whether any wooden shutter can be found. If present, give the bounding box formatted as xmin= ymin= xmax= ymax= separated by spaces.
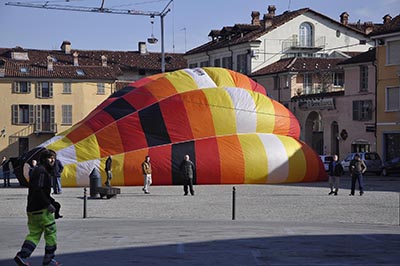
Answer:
xmin=35 ymin=105 xmax=42 ymax=132
xmin=36 ymin=82 xmax=41 ymax=98
xmin=12 ymin=105 xmax=18 ymax=124
xmin=352 ymin=101 xmax=360 ymax=120
xmin=12 ymin=82 xmax=19 ymax=93
xmin=49 ymin=82 xmax=53 ymax=98
xmin=29 ymin=105 xmax=35 ymax=124
xmin=27 ymin=82 xmax=31 ymax=93
xmin=50 ymin=105 xmax=55 ymax=132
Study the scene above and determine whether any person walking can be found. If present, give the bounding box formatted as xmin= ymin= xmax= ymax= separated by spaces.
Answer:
xmin=349 ymin=153 xmax=367 ymax=196
xmin=52 ymin=157 xmax=64 ymax=194
xmin=141 ymin=155 xmax=152 ymax=194
xmin=14 ymin=149 xmax=62 ymax=266
xmin=105 ymin=156 xmax=112 ymax=187
xmin=1 ymin=156 xmax=11 ymax=187
xmin=179 ymin=154 xmax=195 ymax=196
xmin=328 ymin=154 xmax=344 ymax=196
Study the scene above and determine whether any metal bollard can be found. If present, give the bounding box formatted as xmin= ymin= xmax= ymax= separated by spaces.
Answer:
xmin=232 ymin=186 xmax=236 ymax=220
xmin=83 ymin=187 xmax=87 ymax=219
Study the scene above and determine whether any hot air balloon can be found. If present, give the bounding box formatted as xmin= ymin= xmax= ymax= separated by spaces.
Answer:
xmin=29 ymin=67 xmax=326 ymax=187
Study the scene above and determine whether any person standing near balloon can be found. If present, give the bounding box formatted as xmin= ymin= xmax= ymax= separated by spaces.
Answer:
xmin=179 ymin=154 xmax=195 ymax=196
xmin=141 ymin=155 xmax=152 ymax=194
xmin=105 ymin=156 xmax=112 ymax=187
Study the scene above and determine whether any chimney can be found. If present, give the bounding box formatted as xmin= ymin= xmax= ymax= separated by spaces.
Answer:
xmin=47 ymin=56 xmax=53 ymax=71
xmin=363 ymin=21 xmax=374 ymax=34
xmin=101 ymin=55 xmax=107 ymax=67
xmin=251 ymin=11 xmax=261 ymax=26
xmin=73 ymin=51 xmax=79 ymax=66
xmin=60 ymin=40 xmax=71 ymax=54
xmin=267 ymin=5 xmax=276 ymax=16
xmin=138 ymin=42 xmax=148 ymax=55
xmin=383 ymin=14 xmax=392 ymax=24
xmin=263 ymin=13 xmax=273 ymax=29
xmin=340 ymin=12 xmax=349 ymax=25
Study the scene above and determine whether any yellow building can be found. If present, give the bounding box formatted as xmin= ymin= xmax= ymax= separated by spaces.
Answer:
xmin=0 ymin=41 xmax=186 ymax=158
xmin=371 ymin=15 xmax=400 ymax=161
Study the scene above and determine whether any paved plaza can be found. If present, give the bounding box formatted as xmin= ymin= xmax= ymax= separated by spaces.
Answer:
xmin=0 ymin=175 xmax=399 ymax=265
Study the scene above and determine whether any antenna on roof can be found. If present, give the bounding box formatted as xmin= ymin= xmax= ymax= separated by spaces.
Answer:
xmin=288 ymin=0 xmax=291 ymax=11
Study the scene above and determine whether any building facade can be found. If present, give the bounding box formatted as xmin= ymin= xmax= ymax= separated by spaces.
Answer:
xmin=0 ymin=41 xmax=186 ymax=158
xmin=370 ymin=15 xmax=400 ymax=162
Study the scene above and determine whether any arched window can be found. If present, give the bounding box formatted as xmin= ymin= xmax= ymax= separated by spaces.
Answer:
xmin=299 ymin=22 xmax=313 ymax=47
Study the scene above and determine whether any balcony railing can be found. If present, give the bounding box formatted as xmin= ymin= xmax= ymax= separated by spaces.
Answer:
xmin=295 ymin=84 xmax=344 ymax=96
xmin=282 ymin=35 xmax=326 ymax=53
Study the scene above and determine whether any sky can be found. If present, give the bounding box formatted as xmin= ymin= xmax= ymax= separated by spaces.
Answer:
xmin=0 ymin=0 xmax=399 ymax=54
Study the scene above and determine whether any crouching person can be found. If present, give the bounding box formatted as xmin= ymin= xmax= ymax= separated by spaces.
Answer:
xmin=14 ymin=149 xmax=62 ymax=266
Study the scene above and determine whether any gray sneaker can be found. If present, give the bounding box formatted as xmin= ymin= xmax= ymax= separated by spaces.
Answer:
xmin=43 ymin=258 xmax=62 ymax=266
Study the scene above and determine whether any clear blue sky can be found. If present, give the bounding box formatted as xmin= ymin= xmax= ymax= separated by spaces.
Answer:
xmin=1 ymin=0 xmax=399 ymax=53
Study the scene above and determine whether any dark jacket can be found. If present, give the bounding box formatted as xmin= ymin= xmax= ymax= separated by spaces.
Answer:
xmin=349 ymin=159 xmax=367 ymax=175
xmin=180 ymin=160 xmax=195 ymax=179
xmin=105 ymin=156 xmax=112 ymax=172
xmin=27 ymin=165 xmax=55 ymax=212
xmin=1 ymin=159 xmax=10 ymax=171
xmin=53 ymin=159 xmax=64 ymax=178
xmin=329 ymin=160 xmax=344 ymax=176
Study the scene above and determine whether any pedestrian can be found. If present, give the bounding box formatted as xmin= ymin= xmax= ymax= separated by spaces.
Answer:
xmin=1 ymin=156 xmax=11 ymax=187
xmin=328 ymin=154 xmax=344 ymax=196
xmin=141 ymin=155 xmax=152 ymax=194
xmin=52 ymin=155 xmax=64 ymax=194
xmin=349 ymin=153 xmax=367 ymax=196
xmin=14 ymin=149 xmax=62 ymax=266
xmin=105 ymin=155 xmax=112 ymax=187
xmin=179 ymin=154 xmax=195 ymax=196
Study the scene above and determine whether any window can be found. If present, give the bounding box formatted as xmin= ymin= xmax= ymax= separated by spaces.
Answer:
xmin=299 ymin=22 xmax=313 ymax=47
xmin=62 ymin=105 xmax=73 ymax=125
xmin=353 ymin=100 xmax=373 ymax=121
xmin=200 ymin=61 xmax=209 ymax=67
xmin=387 ymin=40 xmax=400 ymax=65
xmin=236 ymin=53 xmax=248 ymax=74
xmin=97 ymin=83 xmax=105 ymax=95
xmin=138 ymin=69 xmax=146 ymax=76
xmin=333 ymin=72 xmax=344 ymax=87
xmin=360 ymin=65 xmax=368 ymax=92
xmin=222 ymin=56 xmax=232 ymax=69
xmin=36 ymin=81 xmax=53 ymax=98
xmin=35 ymin=105 xmax=55 ymax=132
xmin=76 ymin=69 xmax=85 ymax=76
xmin=303 ymin=73 xmax=312 ymax=94
xmin=12 ymin=81 xmax=31 ymax=93
xmin=20 ymin=67 xmax=28 ymax=73
xmin=189 ymin=63 xmax=198 ymax=68
xmin=386 ymin=87 xmax=400 ymax=111
xmin=273 ymin=76 xmax=280 ymax=90
xmin=214 ymin=58 xmax=221 ymax=67
xmin=12 ymin=104 xmax=34 ymax=124
xmin=63 ymin=82 xmax=72 ymax=94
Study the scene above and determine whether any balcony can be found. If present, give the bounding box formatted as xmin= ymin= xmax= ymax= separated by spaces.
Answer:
xmin=295 ymin=84 xmax=344 ymax=96
xmin=34 ymin=122 xmax=57 ymax=135
xmin=282 ymin=35 xmax=326 ymax=53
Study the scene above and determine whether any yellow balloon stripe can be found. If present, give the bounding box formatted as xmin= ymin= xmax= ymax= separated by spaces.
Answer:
xmin=203 ymin=67 xmax=236 ymax=87
xmin=166 ymin=69 xmax=199 ymax=93
xmin=253 ymin=93 xmax=275 ymax=133
xmin=202 ymin=89 xmax=236 ymax=136
xmin=62 ymin=164 xmax=77 ymax=187
xmin=277 ymin=135 xmax=306 ymax=182
xmin=75 ymin=134 xmax=100 ymax=163
xmin=239 ymin=134 xmax=268 ymax=184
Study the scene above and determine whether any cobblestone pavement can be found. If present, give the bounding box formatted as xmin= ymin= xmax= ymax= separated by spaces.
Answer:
xmin=1 ymin=175 xmax=399 ymax=265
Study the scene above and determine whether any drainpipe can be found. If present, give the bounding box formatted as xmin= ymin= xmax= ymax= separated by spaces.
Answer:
xmin=373 ymin=55 xmax=378 ymax=156
xmin=228 ymin=46 xmax=233 ymax=70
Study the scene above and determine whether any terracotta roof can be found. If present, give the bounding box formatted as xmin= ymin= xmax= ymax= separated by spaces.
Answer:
xmin=338 ymin=48 xmax=376 ymax=65
xmin=186 ymin=8 xmax=368 ymax=55
xmin=0 ymin=47 xmax=187 ymax=79
xmin=251 ymin=57 xmax=346 ymax=76
xmin=370 ymin=14 xmax=400 ymax=36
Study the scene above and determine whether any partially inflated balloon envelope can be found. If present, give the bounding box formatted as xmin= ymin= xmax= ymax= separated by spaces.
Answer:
xmin=39 ymin=67 xmax=327 ymax=187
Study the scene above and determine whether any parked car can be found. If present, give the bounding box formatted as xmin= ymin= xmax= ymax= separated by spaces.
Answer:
xmin=319 ymin=155 xmax=334 ymax=172
xmin=340 ymin=152 xmax=383 ymax=175
xmin=382 ymin=157 xmax=400 ymax=176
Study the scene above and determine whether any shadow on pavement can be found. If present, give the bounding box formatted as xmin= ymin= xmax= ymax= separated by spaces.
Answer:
xmin=2 ymin=234 xmax=399 ymax=266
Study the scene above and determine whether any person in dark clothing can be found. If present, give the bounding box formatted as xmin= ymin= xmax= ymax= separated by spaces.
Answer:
xmin=179 ymin=154 xmax=195 ymax=196
xmin=1 ymin=156 xmax=11 ymax=187
xmin=52 ymin=158 xmax=64 ymax=194
xmin=14 ymin=149 xmax=62 ymax=266
xmin=349 ymin=153 xmax=367 ymax=196
xmin=328 ymin=154 xmax=344 ymax=196
xmin=105 ymin=156 xmax=112 ymax=187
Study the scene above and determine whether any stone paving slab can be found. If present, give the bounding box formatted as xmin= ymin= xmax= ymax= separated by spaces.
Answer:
xmin=0 ymin=176 xmax=399 ymax=265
